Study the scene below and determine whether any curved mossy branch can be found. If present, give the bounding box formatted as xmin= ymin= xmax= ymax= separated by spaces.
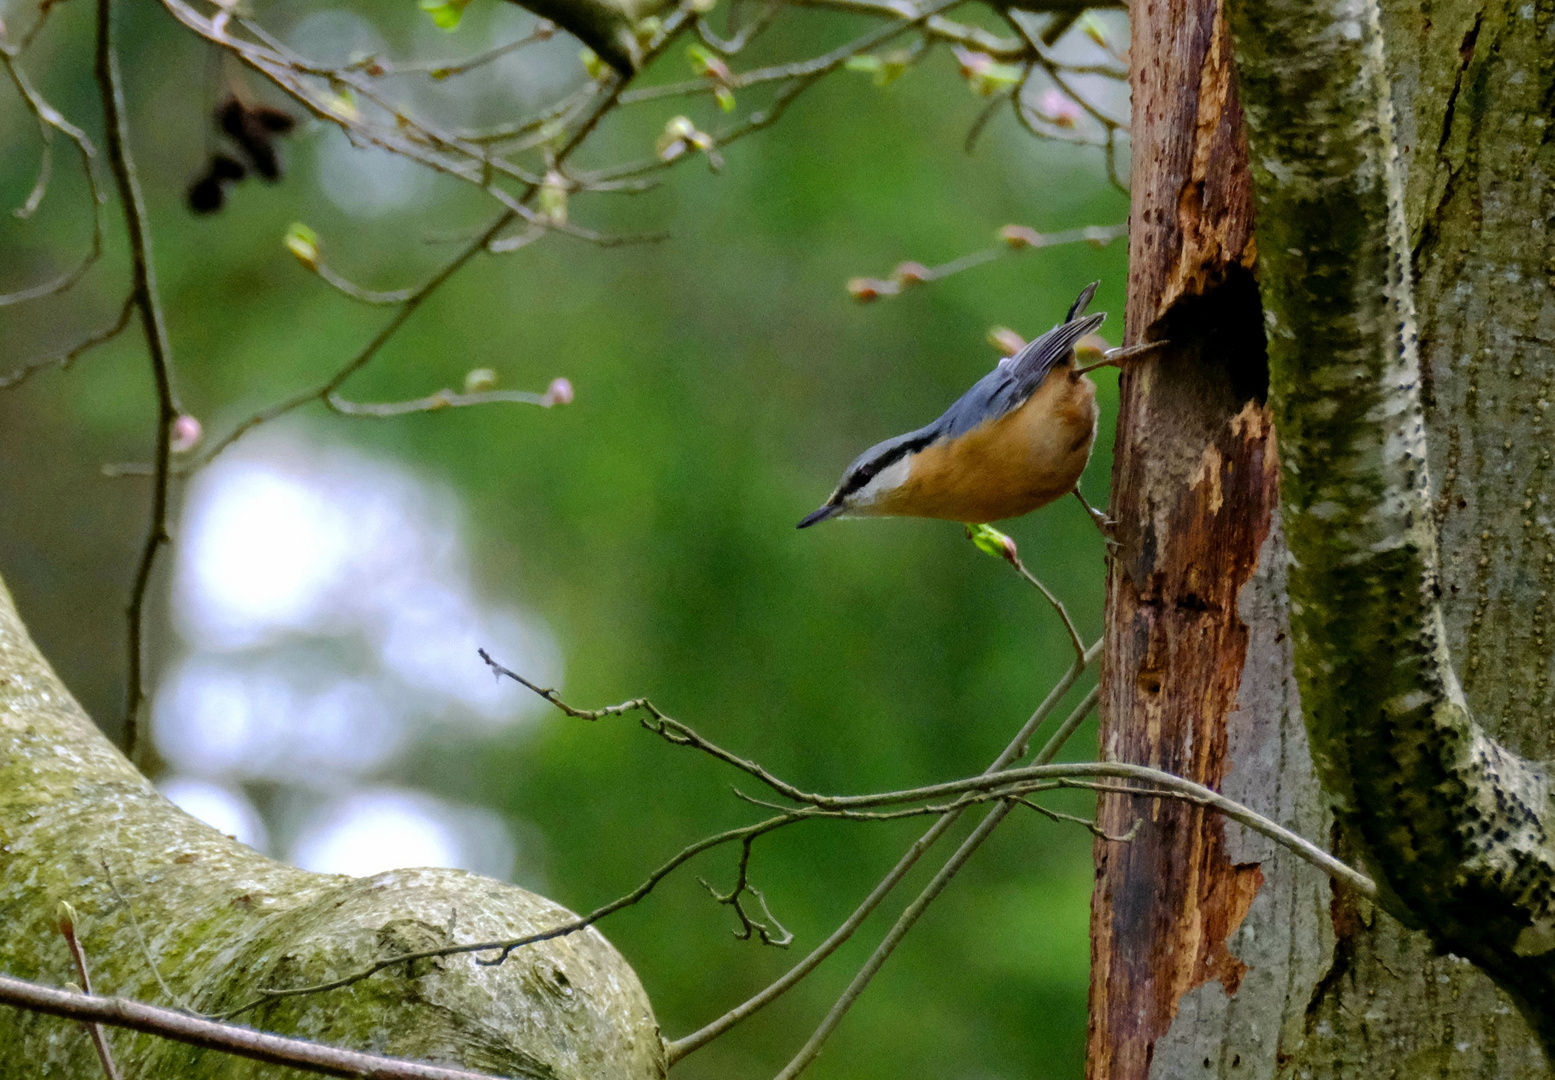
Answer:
xmin=0 ymin=574 xmax=666 ymax=1080
xmin=1224 ymin=0 xmax=1555 ymax=1049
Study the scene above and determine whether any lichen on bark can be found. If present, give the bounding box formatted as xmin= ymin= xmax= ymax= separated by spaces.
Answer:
xmin=1226 ymin=0 xmax=1555 ymax=1051
xmin=0 ymin=574 xmax=666 ymax=1079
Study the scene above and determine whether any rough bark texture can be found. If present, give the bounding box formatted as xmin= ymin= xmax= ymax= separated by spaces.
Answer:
xmin=1085 ymin=0 xmax=1282 ymax=1071
xmin=0 ymin=575 xmax=667 ymax=1080
xmin=1090 ymin=0 xmax=1555 ymax=1069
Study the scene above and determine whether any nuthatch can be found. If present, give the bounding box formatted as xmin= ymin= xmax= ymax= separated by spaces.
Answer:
xmin=799 ymin=282 xmax=1153 ymax=530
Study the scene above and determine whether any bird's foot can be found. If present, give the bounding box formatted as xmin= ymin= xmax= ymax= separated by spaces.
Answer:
xmin=1073 ymin=489 xmax=1120 ymax=552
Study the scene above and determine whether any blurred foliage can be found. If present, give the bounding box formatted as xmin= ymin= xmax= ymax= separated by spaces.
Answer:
xmin=0 ymin=0 xmax=1127 ymax=1076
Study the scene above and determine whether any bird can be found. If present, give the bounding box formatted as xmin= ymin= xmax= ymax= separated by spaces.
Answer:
xmin=798 ymin=282 xmax=1154 ymax=531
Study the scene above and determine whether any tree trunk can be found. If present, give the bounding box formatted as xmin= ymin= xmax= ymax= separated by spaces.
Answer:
xmin=0 ymin=576 xmax=666 ymax=1079
xmin=1088 ymin=0 xmax=1554 ymax=1070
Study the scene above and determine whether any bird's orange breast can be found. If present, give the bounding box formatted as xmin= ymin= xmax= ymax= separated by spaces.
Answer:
xmin=878 ymin=367 xmax=1099 ymax=524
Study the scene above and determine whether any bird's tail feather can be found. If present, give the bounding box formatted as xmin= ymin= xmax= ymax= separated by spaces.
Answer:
xmin=1066 ymin=281 xmax=1100 ymax=323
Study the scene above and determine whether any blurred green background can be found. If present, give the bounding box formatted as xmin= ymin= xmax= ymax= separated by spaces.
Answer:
xmin=0 ymin=0 xmax=1127 ymax=1075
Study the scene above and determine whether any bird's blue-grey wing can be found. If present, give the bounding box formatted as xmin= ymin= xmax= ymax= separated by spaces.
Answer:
xmin=935 ymin=286 xmax=1106 ymax=438
xmin=830 ymin=284 xmax=1105 ymax=496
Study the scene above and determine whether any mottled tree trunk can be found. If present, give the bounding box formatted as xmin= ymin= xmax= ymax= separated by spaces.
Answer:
xmin=1088 ymin=0 xmax=1554 ymax=1070
xmin=0 ymin=577 xmax=666 ymax=1079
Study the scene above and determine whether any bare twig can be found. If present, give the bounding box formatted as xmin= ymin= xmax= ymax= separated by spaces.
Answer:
xmin=0 ymin=974 xmax=514 ymax=1080
xmin=665 ymin=638 xmax=1103 ymax=1063
xmin=363 ymin=21 xmax=558 ymax=80
xmin=765 ymin=681 xmax=1106 ymax=1078
xmin=220 ymin=814 xmax=795 ymax=1019
xmin=100 ymin=859 xmax=192 ymax=1013
xmin=701 ymin=835 xmax=794 ymax=947
xmin=313 ymin=262 xmax=419 ymax=306
xmin=97 ymin=0 xmax=180 ymax=761
xmin=326 ymin=387 xmax=562 ymax=417
xmin=0 ymin=295 xmax=134 ymax=391
xmin=57 ymin=907 xmax=123 ymax=1080
xmin=0 ymin=44 xmax=106 ymax=307
xmin=1010 ymin=793 xmax=1140 ymax=841
xmin=776 ymin=799 xmax=1016 ymax=1080
xmin=846 ymin=222 xmax=1126 ymax=301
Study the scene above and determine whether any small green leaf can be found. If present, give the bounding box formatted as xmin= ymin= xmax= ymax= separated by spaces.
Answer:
xmin=632 ymin=14 xmax=663 ymax=45
xmin=579 ymin=47 xmax=610 ymax=80
xmin=714 ymin=86 xmax=736 ymax=112
xmin=965 ymin=523 xmax=1018 ymax=563
xmin=56 ymin=900 xmax=78 ymax=936
xmin=845 ymin=51 xmax=911 ymax=87
xmin=419 ymin=0 xmax=474 ymax=30
xmin=538 ymin=172 xmax=568 ymax=225
xmin=284 ymin=223 xmax=319 ymax=270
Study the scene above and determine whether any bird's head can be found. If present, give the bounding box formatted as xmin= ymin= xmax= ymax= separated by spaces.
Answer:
xmin=797 ymin=430 xmax=927 ymax=528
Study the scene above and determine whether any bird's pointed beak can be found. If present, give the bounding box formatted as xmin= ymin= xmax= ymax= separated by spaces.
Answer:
xmin=797 ymin=502 xmax=844 ymax=529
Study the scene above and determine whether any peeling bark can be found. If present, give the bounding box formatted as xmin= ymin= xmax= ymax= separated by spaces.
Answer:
xmin=0 ymin=576 xmax=666 ymax=1079
xmin=1093 ymin=0 xmax=1555 ymax=1068
xmin=1086 ymin=0 xmax=1273 ymax=1069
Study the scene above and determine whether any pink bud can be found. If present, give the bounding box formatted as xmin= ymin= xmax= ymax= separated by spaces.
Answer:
xmin=847 ymin=277 xmax=895 ymax=302
xmin=170 ymin=414 xmax=203 ymax=453
xmin=952 ymin=46 xmax=994 ymax=80
xmin=544 ymin=377 xmax=574 ymax=406
xmin=891 ymin=261 xmax=931 ymax=286
xmin=1038 ymin=89 xmax=1082 ymax=129
xmin=999 ymin=224 xmax=1043 ymax=249
xmin=1001 ymin=534 xmax=1019 ymax=564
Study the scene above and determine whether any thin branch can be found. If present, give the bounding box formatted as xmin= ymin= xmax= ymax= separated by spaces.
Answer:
xmin=314 ymin=262 xmax=419 ymax=306
xmin=774 ymin=798 xmax=1016 ymax=1080
xmin=101 ymin=859 xmax=192 ymax=1013
xmin=58 ymin=909 xmax=123 ymax=1080
xmin=220 ymin=814 xmax=795 ymax=1019
xmin=362 ymin=21 xmax=558 ymax=80
xmin=0 ymin=295 xmax=133 ymax=391
xmin=0 ymin=974 xmax=515 ymax=1080
xmin=1002 ymin=542 xmax=1086 ymax=663
xmin=0 ymin=44 xmax=106 ymax=307
xmin=187 ymin=6 xmax=694 ymax=467
xmin=97 ymin=0 xmax=180 ymax=762
xmin=326 ymin=387 xmax=561 ymax=417
xmin=846 ymin=222 xmax=1126 ymax=301
xmin=1010 ymin=793 xmax=1139 ymax=841
xmin=702 ymin=835 xmax=794 ymax=947
xmin=665 ymin=638 xmax=1103 ymax=1063
xmin=589 ymin=0 xmax=967 ymax=186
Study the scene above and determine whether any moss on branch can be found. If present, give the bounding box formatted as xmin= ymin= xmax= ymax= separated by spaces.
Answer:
xmin=1226 ymin=0 xmax=1555 ymax=1050
xmin=0 ymin=575 xmax=666 ymax=1079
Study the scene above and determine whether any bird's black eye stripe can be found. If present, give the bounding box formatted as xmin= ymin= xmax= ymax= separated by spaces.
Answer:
xmin=837 ymin=431 xmax=939 ymax=497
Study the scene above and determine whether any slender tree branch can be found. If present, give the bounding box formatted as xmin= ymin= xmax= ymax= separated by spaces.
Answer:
xmin=0 ymin=42 xmax=106 ymax=307
xmin=96 ymin=0 xmax=179 ymax=761
xmin=326 ymin=388 xmax=561 ymax=417
xmin=57 ymin=909 xmax=123 ymax=1080
xmin=665 ymin=638 xmax=1103 ymax=1062
xmin=0 ymin=974 xmax=517 ymax=1080
xmin=0 ymin=295 xmax=133 ymax=391
xmin=773 ymin=798 xmax=1016 ymax=1080
xmin=188 ymin=7 xmax=695 ymax=469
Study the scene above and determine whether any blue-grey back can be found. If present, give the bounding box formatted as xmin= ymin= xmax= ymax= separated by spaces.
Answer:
xmin=832 ymin=284 xmax=1105 ymax=497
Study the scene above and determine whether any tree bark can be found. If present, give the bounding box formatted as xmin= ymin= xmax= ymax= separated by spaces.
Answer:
xmin=0 ymin=575 xmax=666 ymax=1079
xmin=1089 ymin=0 xmax=1554 ymax=1069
